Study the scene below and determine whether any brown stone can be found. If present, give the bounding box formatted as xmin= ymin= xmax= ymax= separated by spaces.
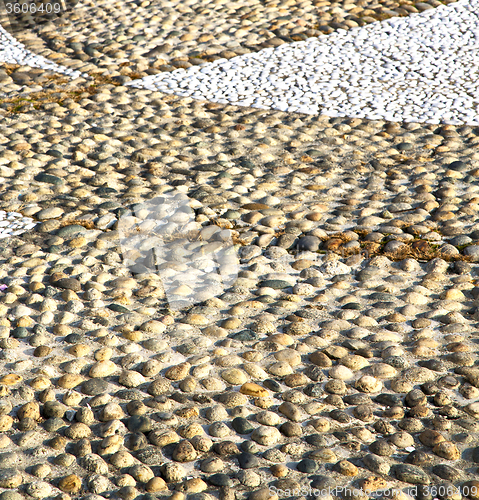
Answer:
xmin=175 ymin=407 xmax=199 ymax=419
xmin=0 ymin=374 xmax=22 ymax=385
xmin=240 ymin=383 xmax=269 ymax=398
xmin=419 ymin=429 xmax=445 ymax=447
xmin=309 ymin=351 xmax=332 ymax=367
xmin=360 ymin=476 xmax=388 ymax=492
xmin=283 ymin=373 xmax=308 ymax=387
xmin=433 ymin=441 xmax=460 ymax=460
xmin=57 ymin=374 xmax=84 ymax=389
xmin=33 ymin=346 xmax=52 ymax=357
xmin=172 ymin=440 xmax=197 ymax=462
xmin=323 ymin=238 xmax=343 ymax=251
xmin=462 ymin=481 xmax=479 ymax=500
xmin=165 ymin=362 xmax=191 ymax=381
xmin=17 ymin=401 xmax=40 ymax=420
xmin=58 ymin=474 xmax=82 ymax=493
xmin=0 ymin=415 xmax=13 ymax=432
xmin=69 ymin=344 xmax=90 ymax=357
xmin=268 ymin=334 xmax=294 ymax=346
xmin=49 ymin=435 xmax=67 ymax=450
xmin=408 ymin=405 xmax=430 ymax=418
xmin=334 ymin=460 xmax=358 ymax=476
xmin=271 ymin=464 xmax=288 ymax=477
xmin=146 ymin=477 xmax=168 ymax=492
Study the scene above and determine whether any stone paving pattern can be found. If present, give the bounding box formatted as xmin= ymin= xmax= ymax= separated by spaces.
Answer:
xmin=1 ymin=1 xmax=479 ymax=500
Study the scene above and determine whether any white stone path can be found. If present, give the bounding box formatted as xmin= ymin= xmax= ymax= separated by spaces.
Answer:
xmin=0 ymin=24 xmax=83 ymax=79
xmin=127 ymin=0 xmax=479 ymax=125
xmin=1 ymin=0 xmax=479 ymax=124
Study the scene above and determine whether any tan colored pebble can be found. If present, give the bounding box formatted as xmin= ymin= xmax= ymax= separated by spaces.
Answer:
xmin=335 ymin=459 xmax=359 ymax=476
xmin=30 ymin=282 xmax=45 ymax=292
xmin=0 ymin=434 xmax=11 ymax=448
xmin=62 ymin=290 xmax=79 ymax=301
xmin=0 ymin=374 xmax=22 ymax=385
xmin=119 ymin=370 xmax=146 ymax=387
xmin=57 ymin=374 xmax=84 ymax=389
xmin=360 ymin=476 xmax=389 ymax=492
xmin=274 ymin=349 xmax=301 ymax=366
xmin=221 ymin=368 xmax=248 ymax=385
xmin=30 ymin=376 xmax=51 ymax=390
xmin=310 ymin=448 xmax=337 ymax=462
xmin=99 ymin=435 xmax=123 ymax=455
xmin=340 ymin=354 xmax=369 ymax=370
xmin=201 ymin=377 xmax=224 ymax=391
xmin=178 ymin=376 xmax=196 ymax=392
xmin=214 ymin=348 xmax=230 ymax=358
xmin=58 ymin=474 xmax=81 ymax=493
xmin=256 ymin=410 xmax=281 ymax=426
xmin=175 ymin=407 xmax=199 ymax=419
xmin=267 ymin=361 xmax=293 ymax=376
xmin=242 ymin=351 xmax=263 ymax=362
xmin=100 ymin=403 xmax=124 ymax=421
xmin=146 ymin=477 xmax=168 ymax=492
xmin=183 ymin=477 xmax=208 ymax=493
xmin=149 ymin=430 xmax=180 ymax=447
xmin=251 ymin=426 xmax=281 ymax=445
xmin=169 ymin=493 xmax=185 ymax=500
xmin=68 ymin=236 xmax=87 ymax=248
xmin=329 ymin=365 xmax=354 ymax=380
xmin=202 ymin=326 xmax=228 ymax=337
xmin=68 ymin=344 xmax=90 ymax=357
xmin=311 ymin=418 xmax=330 ymax=432
xmin=142 ymin=359 xmax=162 ymax=377
xmin=165 ymin=362 xmax=191 ymax=381
xmin=190 ymin=435 xmax=212 ymax=452
xmin=65 ymin=422 xmax=91 ymax=439
xmin=95 ymin=347 xmax=113 ymax=361
xmin=179 ymin=423 xmax=203 ymax=439
xmin=268 ymin=334 xmax=294 ymax=346
xmin=31 ymin=463 xmax=51 ymax=478
xmin=433 ymin=441 xmax=460 ymax=460
xmin=255 ymin=397 xmax=275 ymax=409
xmin=283 ymin=373 xmax=308 ymax=387
xmin=243 ymin=363 xmax=268 ymax=379
xmin=271 ymin=464 xmax=288 ymax=477
xmin=0 ymin=469 xmax=22 ymax=488
xmin=63 ymin=390 xmax=83 ymax=406
xmin=391 ymin=378 xmax=414 ymax=393
xmin=309 ymin=351 xmax=333 ymax=367
xmin=110 ymin=451 xmax=135 ymax=468
xmin=54 ymin=324 xmax=71 ymax=335
xmin=117 ymin=474 xmax=136 ymax=487
xmin=0 ymin=415 xmax=13 ymax=431
xmin=123 ymin=330 xmax=142 ymax=342
xmin=367 ymin=363 xmax=397 ymax=379
xmin=185 ymin=314 xmax=209 ymax=325
xmin=221 ymin=317 xmax=242 ymax=329
xmin=140 ymin=320 xmax=166 ymax=333
xmin=17 ymin=316 xmax=34 ymax=327
xmin=18 ymin=401 xmax=40 ymax=420
xmin=240 ymin=382 xmax=269 ymax=398
xmin=356 ymin=375 xmax=382 ymax=393
xmin=130 ymin=464 xmax=154 ymax=483
xmin=249 ymin=488 xmax=279 ymax=500
xmin=89 ymin=360 xmax=116 ymax=377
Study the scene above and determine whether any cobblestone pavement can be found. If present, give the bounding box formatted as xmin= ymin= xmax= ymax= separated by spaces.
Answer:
xmin=1 ymin=2 xmax=479 ymax=500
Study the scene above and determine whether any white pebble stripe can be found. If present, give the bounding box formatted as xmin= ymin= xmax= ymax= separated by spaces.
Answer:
xmin=0 ymin=211 xmax=37 ymax=239
xmin=0 ymin=24 xmax=84 ymax=79
xmin=128 ymin=0 xmax=479 ymax=125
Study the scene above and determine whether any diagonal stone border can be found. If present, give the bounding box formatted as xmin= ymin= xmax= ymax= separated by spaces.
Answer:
xmin=0 ymin=24 xmax=84 ymax=79
xmin=128 ymin=0 xmax=479 ymax=125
